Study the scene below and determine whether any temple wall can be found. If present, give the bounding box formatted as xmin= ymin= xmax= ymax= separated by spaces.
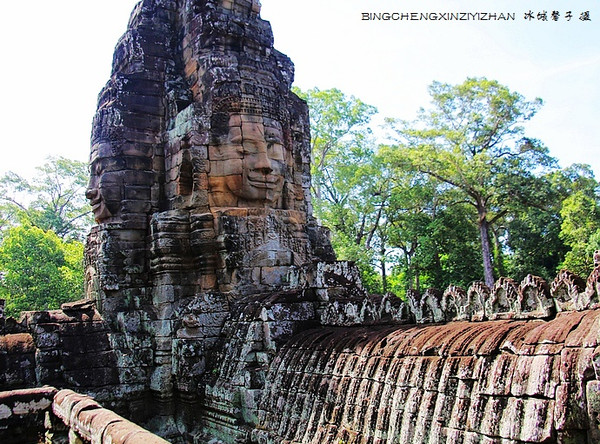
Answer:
xmin=0 ymin=301 xmax=151 ymax=420
xmin=255 ymin=313 xmax=600 ymax=443
xmin=194 ymin=265 xmax=600 ymax=444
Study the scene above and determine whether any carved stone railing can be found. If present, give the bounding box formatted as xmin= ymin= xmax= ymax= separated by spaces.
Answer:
xmin=276 ymin=261 xmax=600 ymax=326
xmin=399 ymin=266 xmax=600 ymax=324
xmin=0 ymin=387 xmax=169 ymax=444
xmin=0 ymin=387 xmax=57 ymax=444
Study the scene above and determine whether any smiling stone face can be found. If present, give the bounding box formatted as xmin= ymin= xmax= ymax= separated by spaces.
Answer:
xmin=208 ymin=113 xmax=288 ymax=208
xmin=86 ymin=156 xmax=123 ymax=223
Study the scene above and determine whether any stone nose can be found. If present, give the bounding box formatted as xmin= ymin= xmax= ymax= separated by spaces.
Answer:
xmin=85 ymin=187 xmax=97 ymax=200
xmin=254 ymin=145 xmax=273 ymax=174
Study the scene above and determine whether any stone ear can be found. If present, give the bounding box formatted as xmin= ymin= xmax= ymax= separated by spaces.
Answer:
xmin=177 ymin=151 xmax=193 ymax=197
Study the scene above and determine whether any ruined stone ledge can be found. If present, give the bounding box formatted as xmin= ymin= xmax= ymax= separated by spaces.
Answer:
xmin=0 ymin=386 xmax=57 ymax=417
xmin=0 ymin=387 xmax=170 ymax=444
xmin=0 ymin=332 xmax=35 ymax=353
xmin=0 ymin=386 xmax=58 ymax=444
xmin=20 ymin=307 xmax=103 ymax=326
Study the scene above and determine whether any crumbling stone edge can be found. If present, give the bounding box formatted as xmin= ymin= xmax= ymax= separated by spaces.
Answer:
xmin=0 ymin=386 xmax=168 ymax=443
xmin=400 ymin=264 xmax=600 ymax=324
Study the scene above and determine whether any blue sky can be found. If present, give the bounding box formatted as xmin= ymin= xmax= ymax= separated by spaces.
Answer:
xmin=1 ymin=0 xmax=598 ymax=179
xmin=260 ymin=0 xmax=600 ymax=175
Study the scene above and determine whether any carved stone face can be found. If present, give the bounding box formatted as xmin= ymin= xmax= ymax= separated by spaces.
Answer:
xmin=209 ymin=113 xmax=286 ymax=207
xmin=86 ymin=156 xmax=123 ymax=222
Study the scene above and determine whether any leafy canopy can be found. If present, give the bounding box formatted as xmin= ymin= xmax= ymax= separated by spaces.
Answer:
xmin=294 ymin=87 xmax=384 ymax=292
xmin=388 ymin=77 xmax=556 ymax=286
xmin=0 ymin=224 xmax=84 ymax=317
xmin=296 ymin=81 xmax=599 ymax=295
xmin=0 ymin=156 xmax=92 ymax=241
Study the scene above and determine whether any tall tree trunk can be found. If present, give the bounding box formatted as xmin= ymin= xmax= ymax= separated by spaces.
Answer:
xmin=379 ymin=243 xmax=388 ymax=293
xmin=492 ymin=226 xmax=507 ymax=278
xmin=478 ymin=216 xmax=495 ymax=287
xmin=414 ymin=266 xmax=420 ymax=293
xmin=380 ymin=258 xmax=387 ymax=293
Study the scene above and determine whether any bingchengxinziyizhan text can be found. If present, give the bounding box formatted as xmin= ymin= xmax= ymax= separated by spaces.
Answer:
xmin=361 ymin=11 xmax=592 ymax=21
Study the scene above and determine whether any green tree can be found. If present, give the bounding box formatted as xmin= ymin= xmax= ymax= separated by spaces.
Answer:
xmin=559 ymin=190 xmax=600 ymax=276
xmin=293 ymin=87 xmax=378 ymax=201
xmin=504 ymin=202 xmax=565 ymax=282
xmin=389 ymin=78 xmax=556 ymax=287
xmin=554 ymin=164 xmax=600 ymax=276
xmin=0 ymin=224 xmax=84 ymax=317
xmin=315 ymin=144 xmax=391 ymax=293
xmin=503 ymin=166 xmax=590 ymax=281
xmin=381 ymin=164 xmax=438 ymax=292
xmin=295 ymin=87 xmax=385 ymax=292
xmin=501 ymin=164 xmax=600 ymax=280
xmin=0 ymin=156 xmax=92 ymax=240
xmin=381 ymin=158 xmax=482 ymax=293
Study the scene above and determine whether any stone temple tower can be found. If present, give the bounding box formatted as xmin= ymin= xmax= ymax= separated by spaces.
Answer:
xmin=85 ymin=0 xmax=333 ymax=310
xmin=83 ymin=0 xmax=359 ymax=434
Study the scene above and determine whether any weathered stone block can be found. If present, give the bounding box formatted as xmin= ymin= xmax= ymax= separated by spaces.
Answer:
xmin=150 ymin=366 xmax=173 ymax=393
xmin=587 ymin=380 xmax=600 ymax=443
xmin=511 ymin=355 xmax=559 ymax=398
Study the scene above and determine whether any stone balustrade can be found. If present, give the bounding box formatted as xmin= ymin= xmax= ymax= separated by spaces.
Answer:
xmin=0 ymin=386 xmax=57 ymax=444
xmin=0 ymin=387 xmax=169 ymax=444
xmin=399 ymin=267 xmax=600 ymax=325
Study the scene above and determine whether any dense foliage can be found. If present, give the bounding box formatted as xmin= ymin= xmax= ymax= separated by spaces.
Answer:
xmin=297 ymin=79 xmax=600 ymax=296
xmin=294 ymin=87 xmax=384 ymax=292
xmin=0 ymin=157 xmax=90 ymax=317
xmin=0 ymin=156 xmax=92 ymax=241
xmin=0 ymin=224 xmax=84 ymax=317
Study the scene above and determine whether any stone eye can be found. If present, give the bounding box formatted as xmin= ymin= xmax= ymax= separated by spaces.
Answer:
xmin=265 ymin=135 xmax=282 ymax=146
